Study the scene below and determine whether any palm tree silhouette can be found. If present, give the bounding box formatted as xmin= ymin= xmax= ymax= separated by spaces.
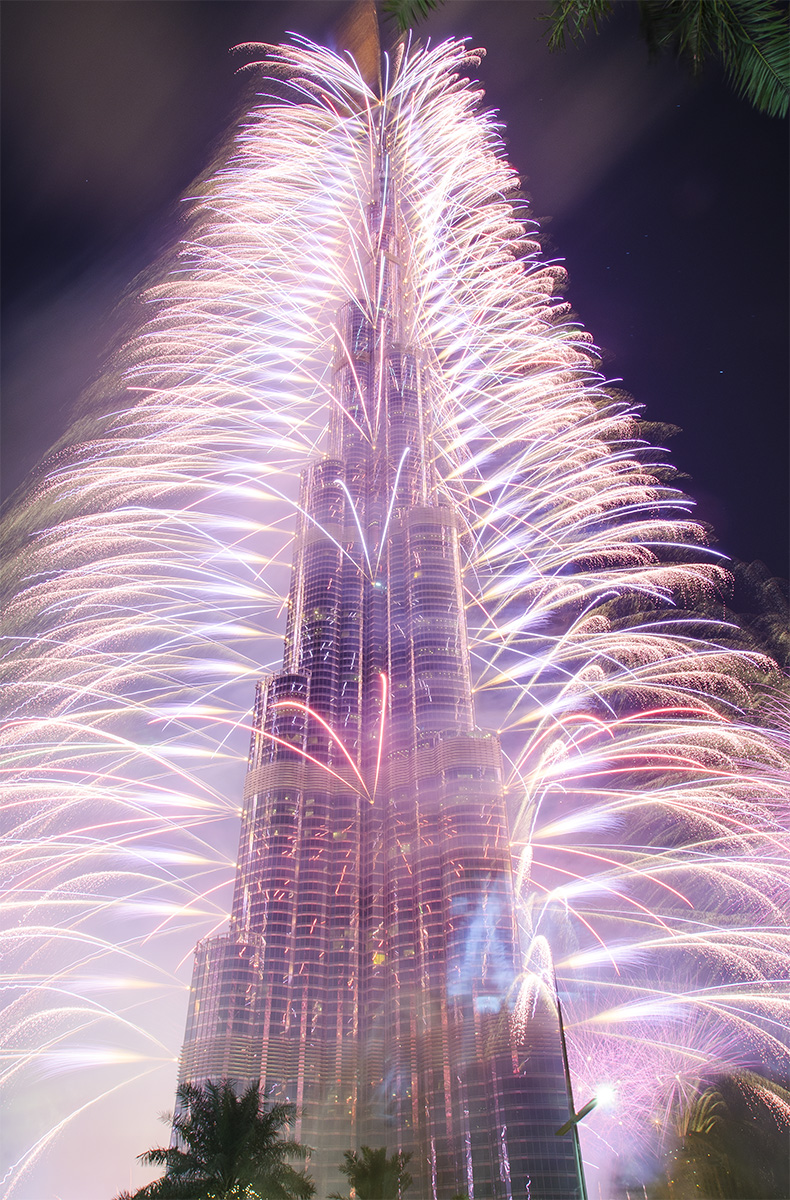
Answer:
xmin=329 ymin=1146 xmax=412 ymax=1199
xmin=115 ymin=1078 xmax=314 ymax=1199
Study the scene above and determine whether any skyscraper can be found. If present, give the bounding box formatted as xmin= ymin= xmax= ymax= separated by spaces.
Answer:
xmin=177 ymin=33 xmax=584 ymax=1200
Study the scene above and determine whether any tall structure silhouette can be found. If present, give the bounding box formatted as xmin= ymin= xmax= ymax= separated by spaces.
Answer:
xmin=178 ymin=38 xmax=584 ymax=1200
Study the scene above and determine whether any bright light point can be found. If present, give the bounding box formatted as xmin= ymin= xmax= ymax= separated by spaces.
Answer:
xmin=595 ymin=1084 xmax=617 ymax=1109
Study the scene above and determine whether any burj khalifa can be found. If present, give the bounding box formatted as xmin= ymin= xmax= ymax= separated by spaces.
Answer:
xmin=177 ymin=38 xmax=585 ymax=1200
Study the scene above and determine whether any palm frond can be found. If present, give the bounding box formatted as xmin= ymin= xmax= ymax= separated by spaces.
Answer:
xmin=639 ymin=0 xmax=789 ymax=117
xmin=720 ymin=0 xmax=790 ymax=117
xmin=546 ymin=0 xmax=616 ymax=50
xmin=382 ymin=0 xmax=444 ymax=34
xmin=549 ymin=1 xmax=789 ymax=115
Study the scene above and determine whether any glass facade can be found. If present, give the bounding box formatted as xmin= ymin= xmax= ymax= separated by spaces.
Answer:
xmin=178 ymin=145 xmax=584 ymax=1200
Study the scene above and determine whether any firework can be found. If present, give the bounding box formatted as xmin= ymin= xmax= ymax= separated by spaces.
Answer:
xmin=2 ymin=35 xmax=788 ymax=1199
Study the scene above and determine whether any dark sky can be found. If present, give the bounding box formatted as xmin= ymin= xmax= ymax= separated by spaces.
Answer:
xmin=2 ymin=0 xmax=788 ymax=579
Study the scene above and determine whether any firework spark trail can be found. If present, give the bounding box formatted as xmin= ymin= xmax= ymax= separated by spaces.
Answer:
xmin=1 ymin=34 xmax=788 ymax=1197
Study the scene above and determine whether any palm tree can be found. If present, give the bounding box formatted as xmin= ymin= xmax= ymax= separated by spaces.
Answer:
xmin=115 ymin=1078 xmax=315 ymax=1199
xmin=383 ymin=0 xmax=790 ymax=118
xmin=328 ymin=1146 xmax=413 ymax=1199
xmin=647 ymin=1071 xmax=790 ymax=1199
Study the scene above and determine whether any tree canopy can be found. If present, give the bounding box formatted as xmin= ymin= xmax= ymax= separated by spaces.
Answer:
xmin=328 ymin=1146 xmax=413 ymax=1199
xmin=645 ymin=1072 xmax=790 ymax=1199
xmin=115 ymin=1079 xmax=314 ymax=1200
xmin=383 ymin=0 xmax=790 ymax=117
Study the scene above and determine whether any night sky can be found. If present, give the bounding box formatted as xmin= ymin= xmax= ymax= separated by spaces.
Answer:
xmin=3 ymin=1 xmax=788 ymax=585
xmin=3 ymin=1 xmax=788 ymax=582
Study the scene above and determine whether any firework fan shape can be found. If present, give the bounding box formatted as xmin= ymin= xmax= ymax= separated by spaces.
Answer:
xmin=2 ymin=34 xmax=788 ymax=1199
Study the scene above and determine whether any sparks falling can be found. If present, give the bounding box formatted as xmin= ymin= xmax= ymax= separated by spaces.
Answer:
xmin=2 ymin=35 xmax=788 ymax=1199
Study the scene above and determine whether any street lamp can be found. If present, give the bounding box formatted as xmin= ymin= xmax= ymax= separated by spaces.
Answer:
xmin=555 ymin=1095 xmax=598 ymax=1138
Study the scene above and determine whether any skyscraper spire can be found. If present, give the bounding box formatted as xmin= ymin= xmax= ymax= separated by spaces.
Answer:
xmin=336 ymin=0 xmax=382 ymax=95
